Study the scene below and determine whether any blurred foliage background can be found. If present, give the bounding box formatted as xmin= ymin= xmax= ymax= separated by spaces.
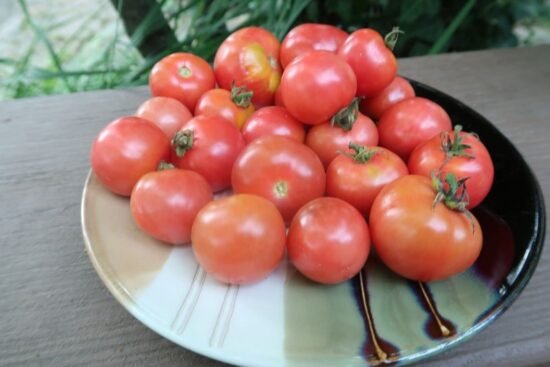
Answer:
xmin=1 ymin=0 xmax=549 ymax=100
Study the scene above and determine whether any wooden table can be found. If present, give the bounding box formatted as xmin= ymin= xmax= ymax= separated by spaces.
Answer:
xmin=1 ymin=46 xmax=549 ymax=367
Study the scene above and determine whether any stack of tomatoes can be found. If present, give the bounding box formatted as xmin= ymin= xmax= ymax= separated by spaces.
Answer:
xmin=90 ymin=24 xmax=494 ymax=285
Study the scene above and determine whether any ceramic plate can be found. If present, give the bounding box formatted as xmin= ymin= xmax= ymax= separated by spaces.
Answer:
xmin=81 ymin=80 xmax=545 ymax=366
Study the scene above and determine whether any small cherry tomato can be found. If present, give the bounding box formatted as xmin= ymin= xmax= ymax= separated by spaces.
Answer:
xmin=360 ymin=76 xmax=415 ymax=120
xmin=214 ymin=27 xmax=281 ymax=107
xmin=149 ymin=53 xmax=215 ymax=112
xmin=194 ymin=85 xmax=255 ymax=129
xmin=281 ymin=51 xmax=356 ymax=125
xmin=280 ymin=23 xmax=348 ymax=68
xmin=326 ymin=144 xmax=408 ymax=217
xmin=171 ymin=115 xmax=245 ymax=192
xmin=90 ymin=117 xmax=170 ymax=196
xmin=232 ymin=135 xmax=325 ymax=223
xmin=378 ymin=97 xmax=452 ymax=161
xmin=135 ymin=96 xmax=192 ymax=138
xmin=287 ymin=197 xmax=371 ymax=284
xmin=242 ymin=106 xmax=305 ymax=144
xmin=130 ymin=168 xmax=213 ymax=245
xmin=192 ymin=194 xmax=286 ymax=284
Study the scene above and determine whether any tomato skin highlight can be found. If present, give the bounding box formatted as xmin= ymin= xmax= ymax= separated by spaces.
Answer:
xmin=242 ymin=106 xmax=305 ymax=144
xmin=91 ymin=117 xmax=170 ymax=196
xmin=338 ymin=29 xmax=397 ymax=98
xmin=360 ymin=76 xmax=415 ymax=120
xmin=326 ymin=146 xmax=408 ymax=217
xmin=232 ymin=135 xmax=326 ymax=223
xmin=130 ymin=169 xmax=213 ymax=245
xmin=280 ymin=23 xmax=348 ymax=68
xmin=192 ymin=194 xmax=286 ymax=285
xmin=149 ymin=53 xmax=215 ymax=112
xmin=214 ymin=27 xmax=281 ymax=107
xmin=136 ymin=96 xmax=192 ymax=139
xmin=280 ymin=51 xmax=357 ymax=125
xmin=370 ymin=175 xmax=482 ymax=282
xmin=194 ymin=88 xmax=255 ymax=129
xmin=287 ymin=197 xmax=371 ymax=284
xmin=378 ymin=97 xmax=452 ymax=161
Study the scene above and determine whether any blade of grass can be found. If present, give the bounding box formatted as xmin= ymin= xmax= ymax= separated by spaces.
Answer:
xmin=428 ymin=0 xmax=477 ymax=54
xmin=105 ymin=0 xmax=124 ymax=88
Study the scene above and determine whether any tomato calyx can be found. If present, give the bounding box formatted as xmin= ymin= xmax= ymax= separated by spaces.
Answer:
xmin=158 ymin=161 xmax=175 ymax=170
xmin=441 ymin=125 xmax=474 ymax=160
xmin=432 ymin=172 xmax=476 ymax=231
xmin=178 ymin=65 xmax=192 ymax=78
xmin=347 ymin=143 xmax=377 ymax=164
xmin=384 ymin=26 xmax=404 ymax=51
xmin=331 ymin=97 xmax=361 ymax=131
xmin=172 ymin=130 xmax=194 ymax=157
xmin=230 ymin=81 xmax=254 ymax=108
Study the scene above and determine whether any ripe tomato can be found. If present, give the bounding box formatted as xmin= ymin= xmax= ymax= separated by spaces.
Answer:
xmin=287 ymin=197 xmax=370 ymax=284
xmin=194 ymin=86 xmax=255 ymax=129
xmin=232 ymin=135 xmax=325 ymax=223
xmin=370 ymin=174 xmax=482 ymax=281
xmin=130 ymin=168 xmax=212 ymax=245
xmin=338 ymin=28 xmax=397 ymax=98
xmin=378 ymin=97 xmax=452 ymax=161
xmin=171 ymin=115 xmax=245 ymax=192
xmin=326 ymin=145 xmax=408 ymax=216
xmin=90 ymin=117 xmax=170 ymax=196
xmin=280 ymin=23 xmax=348 ymax=68
xmin=214 ymin=26 xmax=281 ymax=107
xmin=149 ymin=53 xmax=215 ymax=112
xmin=274 ymin=85 xmax=284 ymax=107
xmin=305 ymin=99 xmax=378 ymax=167
xmin=408 ymin=125 xmax=494 ymax=209
xmin=360 ymin=76 xmax=415 ymax=120
xmin=135 ymin=96 xmax=192 ymax=138
xmin=241 ymin=106 xmax=305 ymax=144
xmin=192 ymin=194 xmax=286 ymax=284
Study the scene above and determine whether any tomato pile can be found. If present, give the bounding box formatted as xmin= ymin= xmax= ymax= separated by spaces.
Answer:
xmin=90 ymin=24 xmax=495 ymax=285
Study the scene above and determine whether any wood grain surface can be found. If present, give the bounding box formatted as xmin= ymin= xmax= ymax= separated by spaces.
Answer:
xmin=0 ymin=45 xmax=549 ymax=367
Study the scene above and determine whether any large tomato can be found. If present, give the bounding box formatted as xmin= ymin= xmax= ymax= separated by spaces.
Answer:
xmin=171 ymin=115 xmax=245 ymax=192
xmin=194 ymin=86 xmax=255 ymax=129
xmin=305 ymin=99 xmax=378 ymax=167
xmin=360 ymin=76 xmax=415 ymax=120
xmin=241 ymin=106 xmax=305 ymax=144
xmin=192 ymin=194 xmax=286 ymax=284
xmin=90 ymin=117 xmax=170 ymax=196
xmin=287 ymin=197 xmax=371 ymax=284
xmin=232 ymin=135 xmax=325 ymax=222
xmin=408 ymin=125 xmax=494 ymax=209
xmin=326 ymin=145 xmax=408 ymax=216
xmin=280 ymin=51 xmax=356 ymax=125
xmin=338 ymin=28 xmax=397 ymax=98
xmin=214 ymin=27 xmax=281 ymax=107
xmin=370 ymin=174 xmax=482 ymax=281
xmin=130 ymin=168 xmax=212 ymax=245
xmin=280 ymin=23 xmax=348 ymax=68
xmin=149 ymin=53 xmax=215 ymax=112
xmin=136 ymin=96 xmax=192 ymax=138
xmin=378 ymin=97 xmax=452 ymax=161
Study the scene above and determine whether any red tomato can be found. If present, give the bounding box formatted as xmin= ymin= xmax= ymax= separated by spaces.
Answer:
xmin=280 ymin=23 xmax=348 ymax=68
xmin=90 ymin=117 xmax=170 ymax=196
xmin=287 ymin=197 xmax=370 ymax=284
xmin=378 ymin=97 xmax=452 ymax=161
xmin=280 ymin=51 xmax=356 ymax=124
xmin=194 ymin=86 xmax=255 ymax=129
xmin=135 ymin=96 xmax=192 ymax=138
xmin=242 ymin=106 xmax=305 ymax=144
xmin=149 ymin=53 xmax=215 ymax=112
xmin=130 ymin=168 xmax=212 ymax=245
xmin=338 ymin=29 xmax=397 ymax=98
xmin=370 ymin=174 xmax=482 ymax=281
xmin=360 ymin=76 xmax=415 ymax=120
xmin=214 ymin=27 xmax=281 ymax=107
xmin=171 ymin=115 xmax=245 ymax=192
xmin=232 ymin=135 xmax=325 ymax=222
xmin=192 ymin=194 xmax=286 ymax=284
xmin=305 ymin=99 xmax=378 ymax=167
xmin=408 ymin=125 xmax=494 ymax=209
xmin=274 ymin=85 xmax=284 ymax=107
xmin=326 ymin=145 xmax=408 ymax=216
